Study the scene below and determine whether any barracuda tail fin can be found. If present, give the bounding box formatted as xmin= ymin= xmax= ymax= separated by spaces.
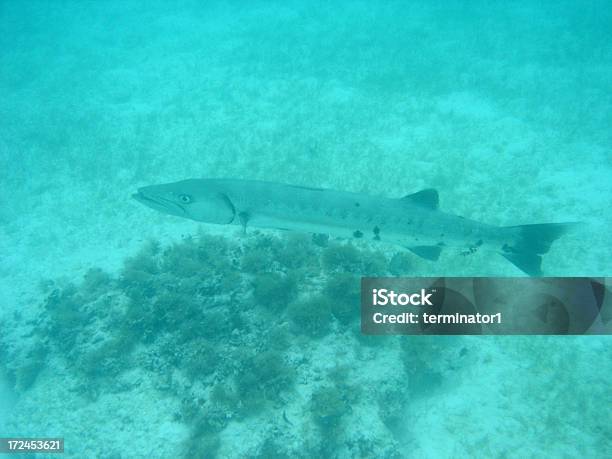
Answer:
xmin=501 ymin=223 xmax=578 ymax=276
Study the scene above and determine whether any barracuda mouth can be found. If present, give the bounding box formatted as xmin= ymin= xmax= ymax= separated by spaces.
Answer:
xmin=132 ymin=191 xmax=186 ymax=216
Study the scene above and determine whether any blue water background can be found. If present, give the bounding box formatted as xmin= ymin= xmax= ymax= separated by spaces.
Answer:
xmin=1 ymin=1 xmax=611 ymax=457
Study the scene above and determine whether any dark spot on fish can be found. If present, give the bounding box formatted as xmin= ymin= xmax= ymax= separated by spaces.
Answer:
xmin=353 ymin=230 xmax=363 ymax=238
xmin=437 ymin=242 xmax=446 ymax=247
xmin=476 ymin=239 xmax=483 ymax=247
xmin=440 ymin=233 xmax=445 ymax=237
xmin=373 ymin=226 xmax=381 ymax=241
xmin=354 ymin=202 xmax=360 ymax=207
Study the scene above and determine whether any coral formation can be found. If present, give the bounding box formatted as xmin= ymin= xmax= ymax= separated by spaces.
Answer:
xmin=324 ymin=273 xmax=360 ymax=325
xmin=287 ymin=296 xmax=334 ymax=338
xmin=252 ymin=272 xmax=298 ymax=312
xmin=1 ymin=230 xmax=442 ymax=457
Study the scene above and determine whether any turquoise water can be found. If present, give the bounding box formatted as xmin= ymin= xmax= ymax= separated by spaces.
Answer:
xmin=1 ymin=1 xmax=611 ymax=457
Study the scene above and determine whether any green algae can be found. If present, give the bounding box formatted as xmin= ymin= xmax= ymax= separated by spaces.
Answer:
xmin=324 ymin=273 xmax=360 ymax=325
xmin=287 ymin=295 xmax=333 ymax=338
xmin=252 ymin=272 xmax=298 ymax=312
xmin=17 ymin=231 xmax=426 ymax=456
xmin=13 ymin=343 xmax=48 ymax=392
xmin=321 ymin=242 xmax=362 ymax=272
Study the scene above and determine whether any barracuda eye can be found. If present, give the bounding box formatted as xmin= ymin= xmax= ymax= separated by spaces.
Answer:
xmin=178 ymin=194 xmax=192 ymax=204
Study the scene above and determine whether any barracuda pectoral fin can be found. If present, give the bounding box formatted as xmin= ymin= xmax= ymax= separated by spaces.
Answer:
xmin=407 ymin=245 xmax=442 ymax=261
xmin=238 ymin=211 xmax=250 ymax=235
xmin=400 ymin=189 xmax=439 ymax=209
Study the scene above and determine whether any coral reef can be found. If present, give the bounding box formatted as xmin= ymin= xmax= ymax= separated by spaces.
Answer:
xmin=287 ymin=295 xmax=334 ymax=338
xmin=1 ymin=231 xmax=449 ymax=457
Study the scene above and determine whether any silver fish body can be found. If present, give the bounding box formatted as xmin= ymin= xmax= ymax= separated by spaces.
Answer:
xmin=133 ymin=178 xmax=575 ymax=275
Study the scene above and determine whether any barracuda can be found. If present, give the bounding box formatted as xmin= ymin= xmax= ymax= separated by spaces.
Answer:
xmin=132 ymin=178 xmax=577 ymax=276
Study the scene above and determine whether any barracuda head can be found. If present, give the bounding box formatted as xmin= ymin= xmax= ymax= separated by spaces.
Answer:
xmin=133 ymin=179 xmax=235 ymax=224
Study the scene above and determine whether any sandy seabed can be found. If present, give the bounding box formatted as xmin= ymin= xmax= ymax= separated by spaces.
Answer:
xmin=1 ymin=1 xmax=611 ymax=457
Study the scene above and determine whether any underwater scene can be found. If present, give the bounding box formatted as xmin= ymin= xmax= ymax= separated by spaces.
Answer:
xmin=1 ymin=1 xmax=611 ymax=458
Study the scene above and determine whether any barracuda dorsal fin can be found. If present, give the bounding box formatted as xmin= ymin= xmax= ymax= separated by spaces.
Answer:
xmin=401 ymin=189 xmax=439 ymax=209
